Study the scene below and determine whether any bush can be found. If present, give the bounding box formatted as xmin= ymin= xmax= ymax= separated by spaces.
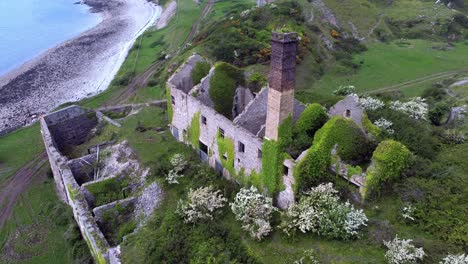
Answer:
xmin=333 ymin=85 xmax=356 ymax=96
xmin=209 ymin=63 xmax=245 ymax=119
xmin=294 ymin=116 xmax=368 ymax=192
xmin=280 ymin=183 xmax=368 ymax=240
xmin=191 ymin=61 xmax=211 ymax=85
xmin=384 ymin=235 xmax=425 ymax=264
xmin=247 ymin=72 xmax=267 ymax=93
xmin=230 ymin=186 xmax=276 ymax=240
xmin=294 ymin=103 xmax=328 ymax=140
xmin=176 ymin=186 xmax=227 ymax=223
xmin=363 ymin=140 xmax=411 ymax=199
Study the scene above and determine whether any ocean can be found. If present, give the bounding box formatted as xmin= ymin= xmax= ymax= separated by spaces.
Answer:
xmin=0 ymin=0 xmax=101 ymax=76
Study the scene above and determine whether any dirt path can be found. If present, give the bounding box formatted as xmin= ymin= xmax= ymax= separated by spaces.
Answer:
xmin=181 ymin=0 xmax=215 ymax=48
xmin=368 ymin=68 xmax=468 ymax=94
xmin=0 ymin=152 xmax=48 ymax=230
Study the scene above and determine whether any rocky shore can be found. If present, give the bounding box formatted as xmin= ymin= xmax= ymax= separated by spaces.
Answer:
xmin=0 ymin=0 xmax=161 ymax=135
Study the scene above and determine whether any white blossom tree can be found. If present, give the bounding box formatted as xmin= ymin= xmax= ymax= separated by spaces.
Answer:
xmin=280 ymin=183 xmax=368 ymax=240
xmin=230 ymin=186 xmax=276 ymax=240
xmin=374 ymin=118 xmax=395 ymax=134
xmin=176 ymin=186 xmax=227 ymax=223
xmin=384 ymin=235 xmax=425 ymax=264
xmin=390 ymin=97 xmax=428 ymax=120
xmin=359 ymin=96 xmax=385 ymax=111
xmin=440 ymin=253 xmax=468 ymax=264
xmin=166 ymin=153 xmax=188 ymax=184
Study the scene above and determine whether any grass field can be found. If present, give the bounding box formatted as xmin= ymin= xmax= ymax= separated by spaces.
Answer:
xmin=0 ymin=124 xmax=44 ymax=184
xmin=0 ymin=175 xmax=75 ymax=264
xmin=305 ymin=39 xmax=468 ymax=97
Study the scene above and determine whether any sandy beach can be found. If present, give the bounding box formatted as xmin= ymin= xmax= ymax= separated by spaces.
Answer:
xmin=0 ymin=0 xmax=161 ymax=135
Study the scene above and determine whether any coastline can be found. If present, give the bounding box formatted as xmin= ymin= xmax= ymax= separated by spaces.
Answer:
xmin=0 ymin=0 xmax=161 ymax=135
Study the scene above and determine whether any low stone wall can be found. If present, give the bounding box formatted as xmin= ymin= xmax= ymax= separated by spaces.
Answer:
xmin=93 ymin=197 xmax=137 ymax=224
xmin=41 ymin=107 xmax=111 ymax=264
xmin=68 ymin=154 xmax=98 ymax=185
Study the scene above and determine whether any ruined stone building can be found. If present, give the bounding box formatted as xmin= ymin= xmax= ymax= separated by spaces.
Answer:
xmin=168 ymin=32 xmax=306 ymax=206
xmin=168 ymin=32 xmax=366 ymax=208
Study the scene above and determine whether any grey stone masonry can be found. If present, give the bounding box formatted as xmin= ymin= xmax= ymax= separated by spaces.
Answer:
xmin=328 ymin=94 xmax=364 ymax=130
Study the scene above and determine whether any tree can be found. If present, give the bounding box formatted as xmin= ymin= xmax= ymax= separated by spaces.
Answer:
xmin=176 ymin=186 xmax=227 ymax=223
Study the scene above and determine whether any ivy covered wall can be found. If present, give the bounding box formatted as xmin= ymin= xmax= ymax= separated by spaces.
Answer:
xmin=188 ymin=112 xmax=200 ymax=148
xmin=294 ymin=116 xmax=368 ymax=193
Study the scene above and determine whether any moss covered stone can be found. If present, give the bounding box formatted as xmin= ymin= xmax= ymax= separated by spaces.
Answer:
xmin=294 ymin=103 xmax=328 ymax=139
xmin=363 ymin=139 xmax=411 ymax=199
xmin=294 ymin=116 xmax=368 ymax=193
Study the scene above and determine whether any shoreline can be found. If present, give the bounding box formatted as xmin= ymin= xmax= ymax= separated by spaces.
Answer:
xmin=0 ymin=0 xmax=162 ymax=135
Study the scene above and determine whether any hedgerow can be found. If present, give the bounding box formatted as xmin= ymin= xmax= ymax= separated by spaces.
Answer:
xmin=363 ymin=139 xmax=411 ymax=199
xmin=188 ymin=112 xmax=200 ymax=148
xmin=209 ymin=62 xmax=245 ymax=119
xmin=166 ymin=85 xmax=173 ymax=123
xmin=191 ymin=61 xmax=210 ymax=85
xmin=294 ymin=116 xmax=368 ymax=193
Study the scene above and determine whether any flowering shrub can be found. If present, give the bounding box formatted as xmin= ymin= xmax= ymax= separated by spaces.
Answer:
xmin=441 ymin=129 xmax=465 ymax=144
xmin=166 ymin=153 xmax=187 ymax=184
xmin=176 ymin=186 xmax=227 ymax=223
xmin=230 ymin=186 xmax=276 ymax=240
xmin=374 ymin=118 xmax=395 ymax=134
xmin=359 ymin=96 xmax=385 ymax=111
xmin=440 ymin=253 xmax=468 ymax=264
xmin=384 ymin=235 xmax=425 ymax=264
xmin=390 ymin=97 xmax=428 ymax=120
xmin=280 ymin=183 xmax=368 ymax=239
xmin=333 ymin=85 xmax=356 ymax=96
xmin=401 ymin=204 xmax=415 ymax=221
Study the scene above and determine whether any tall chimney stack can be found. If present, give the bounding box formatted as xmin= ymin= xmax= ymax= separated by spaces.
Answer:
xmin=265 ymin=32 xmax=298 ymax=141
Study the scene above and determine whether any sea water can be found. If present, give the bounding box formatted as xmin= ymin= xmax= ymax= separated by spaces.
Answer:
xmin=0 ymin=0 xmax=101 ymax=76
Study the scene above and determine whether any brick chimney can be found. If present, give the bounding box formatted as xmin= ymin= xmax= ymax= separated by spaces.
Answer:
xmin=265 ymin=32 xmax=298 ymax=140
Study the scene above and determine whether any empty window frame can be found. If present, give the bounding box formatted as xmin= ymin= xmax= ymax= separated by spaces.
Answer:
xmin=238 ymin=142 xmax=245 ymax=153
xmin=201 ymin=115 xmax=207 ymax=125
xmin=218 ymin=127 xmax=225 ymax=138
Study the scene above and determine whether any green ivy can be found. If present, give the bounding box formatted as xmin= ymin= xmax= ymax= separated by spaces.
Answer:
xmin=217 ymin=131 xmax=235 ymax=176
xmin=294 ymin=116 xmax=368 ymax=193
xmin=260 ymin=115 xmax=293 ymax=195
xmin=363 ymin=139 xmax=411 ymax=199
xmin=362 ymin=113 xmax=382 ymax=141
xmin=188 ymin=112 xmax=201 ymax=148
xmin=191 ymin=61 xmax=211 ymax=85
xmin=294 ymin=103 xmax=328 ymax=139
xmin=209 ymin=62 xmax=245 ymax=119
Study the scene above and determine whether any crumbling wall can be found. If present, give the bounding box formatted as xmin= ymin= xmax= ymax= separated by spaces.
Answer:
xmin=40 ymin=115 xmax=110 ymax=263
xmin=170 ymin=76 xmax=263 ymax=178
xmin=68 ymin=154 xmax=98 ymax=185
xmin=44 ymin=105 xmax=98 ymax=153
xmin=328 ymin=94 xmax=364 ymax=130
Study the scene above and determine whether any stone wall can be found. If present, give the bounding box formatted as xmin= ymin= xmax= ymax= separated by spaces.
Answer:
xmin=169 ymin=57 xmax=263 ymax=178
xmin=40 ymin=114 xmax=110 ymax=263
xmin=44 ymin=105 xmax=98 ymax=153
xmin=328 ymin=94 xmax=364 ymax=130
xmin=68 ymin=154 xmax=98 ymax=185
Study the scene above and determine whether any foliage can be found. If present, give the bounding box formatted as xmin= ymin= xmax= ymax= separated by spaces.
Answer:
xmin=293 ymin=103 xmax=328 ymax=142
xmin=384 ymin=235 xmax=425 ymax=264
xmin=230 ymin=186 xmax=276 ymax=240
xmin=191 ymin=61 xmax=211 ymax=85
xmin=401 ymin=204 xmax=416 ymax=222
xmin=363 ymin=113 xmax=383 ymax=140
xmin=428 ymin=102 xmax=450 ymax=126
xmin=217 ymin=132 xmax=235 ymax=176
xmin=247 ymin=72 xmax=268 ymax=93
xmin=390 ymin=97 xmax=428 ymax=121
xmin=294 ymin=116 xmax=368 ymax=192
xmin=333 ymin=85 xmax=356 ymax=96
xmin=441 ymin=129 xmax=465 ymax=144
xmin=280 ymin=183 xmax=368 ymax=240
xmin=364 ymin=140 xmax=411 ymax=199
xmin=439 ymin=253 xmax=468 ymax=264
xmin=359 ymin=96 xmax=385 ymax=111
xmin=209 ymin=62 xmax=245 ymax=119
xmin=86 ymin=177 xmax=129 ymax=207
xmin=188 ymin=112 xmax=201 ymax=148
xmin=166 ymin=153 xmax=188 ymax=184
xmin=374 ymin=118 xmax=395 ymax=134
xmin=176 ymin=186 xmax=227 ymax=223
